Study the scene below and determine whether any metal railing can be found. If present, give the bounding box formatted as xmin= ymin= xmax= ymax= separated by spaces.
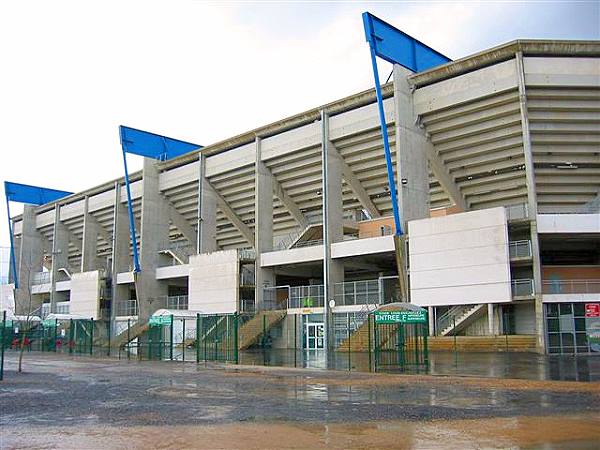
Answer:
xmin=505 ymin=203 xmax=529 ymax=221
xmin=31 ymin=272 xmax=51 ymax=286
xmin=435 ymin=305 xmax=473 ymax=335
xmin=240 ymin=298 xmax=255 ymax=313
xmin=511 ymin=278 xmax=534 ymax=297
xmin=333 ymin=279 xmax=380 ymax=306
xmin=238 ymin=249 xmax=256 ymax=261
xmin=240 ymin=267 xmax=255 ymax=286
xmin=509 ymin=240 xmax=532 ymax=259
xmin=542 ymin=279 xmax=600 ymax=295
xmin=166 ymin=295 xmax=189 ymax=310
xmin=289 ymin=285 xmax=324 ymax=309
xmin=115 ymin=299 xmax=138 ymax=316
xmin=39 ymin=301 xmax=71 ymax=318
xmin=292 ymin=239 xmax=324 ymax=249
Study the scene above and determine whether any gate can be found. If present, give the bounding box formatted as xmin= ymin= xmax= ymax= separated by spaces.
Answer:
xmin=371 ymin=308 xmax=429 ymax=372
xmin=196 ymin=314 xmax=238 ymax=363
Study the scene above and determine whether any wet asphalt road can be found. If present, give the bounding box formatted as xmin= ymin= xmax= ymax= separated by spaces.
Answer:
xmin=1 ymin=353 xmax=599 ymax=429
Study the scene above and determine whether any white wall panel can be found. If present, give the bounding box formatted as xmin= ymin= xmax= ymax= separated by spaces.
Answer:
xmin=188 ymin=250 xmax=238 ymax=313
xmin=70 ymin=270 xmax=100 ymax=319
xmin=409 ymin=207 xmax=512 ymax=306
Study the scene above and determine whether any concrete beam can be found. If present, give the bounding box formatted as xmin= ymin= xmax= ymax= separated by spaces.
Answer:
xmin=330 ymin=142 xmax=381 ymax=219
xmin=205 ymin=180 xmax=255 ymax=247
xmin=423 ymin=141 xmax=468 ymax=211
xmin=163 ymin=194 xmax=198 ymax=249
xmin=197 ymin=155 xmax=218 ymax=254
xmin=272 ymin=175 xmax=308 ymax=228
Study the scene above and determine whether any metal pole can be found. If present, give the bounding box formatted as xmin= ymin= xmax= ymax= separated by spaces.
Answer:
xmin=453 ymin=316 xmax=458 ymax=367
xmin=90 ymin=319 xmax=94 ymax=356
xmin=120 ymin=142 xmax=141 ymax=273
xmin=1 ymin=311 xmax=6 ymax=381
xmin=234 ymin=314 xmax=239 ymax=364
xmin=294 ymin=314 xmax=297 ymax=368
xmin=107 ymin=320 xmax=111 ymax=357
xmin=368 ymin=45 xmax=402 ymax=236
xmin=182 ymin=317 xmax=186 ymax=362
xmin=367 ymin=314 xmax=372 ymax=372
xmin=54 ymin=319 xmax=58 ymax=353
xmin=347 ymin=313 xmax=351 ymax=371
xmin=196 ymin=313 xmax=200 ymax=364
xmin=5 ymin=198 xmax=19 ymax=288
xmin=320 ymin=109 xmax=330 ymax=354
xmin=170 ymin=315 xmax=174 ymax=361
xmin=69 ymin=318 xmax=73 ymax=355
xmin=127 ymin=318 xmax=131 ymax=361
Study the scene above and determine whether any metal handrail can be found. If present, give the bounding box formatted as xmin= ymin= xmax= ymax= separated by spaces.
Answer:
xmin=511 ymin=278 xmax=534 ymax=297
xmin=509 ymin=240 xmax=532 ymax=259
xmin=505 ymin=203 xmax=529 ymax=221
xmin=166 ymin=295 xmax=189 ymax=310
xmin=115 ymin=299 xmax=138 ymax=316
xmin=542 ymin=279 xmax=600 ymax=295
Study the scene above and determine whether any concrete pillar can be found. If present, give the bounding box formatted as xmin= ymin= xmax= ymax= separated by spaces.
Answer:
xmin=50 ymin=204 xmax=69 ymax=313
xmin=393 ymin=65 xmax=430 ymax=231
xmin=516 ymin=52 xmax=545 ymax=354
xmin=254 ymin=137 xmax=276 ymax=310
xmin=487 ymin=303 xmax=495 ymax=335
xmin=9 ymin=234 xmax=21 ymax=285
xmin=81 ymin=196 xmax=99 ymax=272
xmin=428 ymin=306 xmax=434 ymax=337
xmin=111 ymin=182 xmax=130 ymax=318
xmin=197 ymin=154 xmax=218 ymax=254
xmin=322 ymin=110 xmax=344 ymax=349
xmin=137 ymin=158 xmax=170 ymax=320
xmin=15 ymin=205 xmax=43 ymax=314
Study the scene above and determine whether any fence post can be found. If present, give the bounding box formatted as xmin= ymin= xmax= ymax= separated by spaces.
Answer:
xmin=69 ymin=318 xmax=74 ymax=355
xmin=107 ymin=320 xmax=111 ymax=357
xmin=90 ymin=319 xmax=94 ymax=356
xmin=1 ymin=310 xmax=6 ymax=381
xmin=373 ymin=316 xmax=378 ymax=372
xmin=453 ymin=316 xmax=458 ymax=367
xmin=367 ymin=314 xmax=372 ymax=372
xmin=347 ymin=313 xmax=351 ymax=371
xmin=127 ymin=318 xmax=131 ymax=361
xmin=234 ymin=314 xmax=239 ymax=364
xmin=170 ymin=315 xmax=174 ymax=361
xmin=182 ymin=317 xmax=186 ymax=362
xmin=423 ymin=319 xmax=429 ymax=367
xmin=294 ymin=313 xmax=297 ymax=368
xmin=196 ymin=313 xmax=200 ymax=364
xmin=54 ymin=319 xmax=58 ymax=353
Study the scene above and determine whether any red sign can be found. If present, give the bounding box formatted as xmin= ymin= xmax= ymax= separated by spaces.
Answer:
xmin=585 ymin=303 xmax=600 ymax=318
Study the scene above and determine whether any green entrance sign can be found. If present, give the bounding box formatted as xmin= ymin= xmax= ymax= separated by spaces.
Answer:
xmin=374 ymin=310 xmax=427 ymax=324
xmin=149 ymin=315 xmax=172 ymax=326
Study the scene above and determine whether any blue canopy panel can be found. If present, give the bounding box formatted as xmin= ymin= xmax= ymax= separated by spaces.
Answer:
xmin=4 ymin=181 xmax=72 ymax=288
xmin=4 ymin=181 xmax=72 ymax=206
xmin=119 ymin=125 xmax=202 ymax=161
xmin=362 ymin=12 xmax=451 ymax=73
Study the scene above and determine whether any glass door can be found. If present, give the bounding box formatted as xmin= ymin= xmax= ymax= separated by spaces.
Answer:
xmin=305 ymin=323 xmax=324 ymax=349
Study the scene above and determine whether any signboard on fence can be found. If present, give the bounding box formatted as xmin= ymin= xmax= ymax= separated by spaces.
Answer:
xmin=374 ymin=310 xmax=427 ymax=324
xmin=585 ymin=304 xmax=600 ymax=352
xmin=149 ymin=315 xmax=172 ymax=326
xmin=585 ymin=303 xmax=600 ymax=318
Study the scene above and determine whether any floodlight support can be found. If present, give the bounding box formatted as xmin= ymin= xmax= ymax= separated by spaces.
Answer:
xmin=5 ymin=197 xmax=18 ymax=288
xmin=120 ymin=142 xmax=141 ymax=274
xmin=368 ymin=44 xmax=404 ymax=236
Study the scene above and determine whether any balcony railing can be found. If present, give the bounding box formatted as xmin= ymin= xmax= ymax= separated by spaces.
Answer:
xmin=115 ymin=299 xmax=138 ymax=316
xmin=31 ymin=272 xmax=51 ymax=286
xmin=166 ymin=295 xmax=189 ymax=310
xmin=511 ymin=278 xmax=534 ymax=297
xmin=509 ymin=240 xmax=532 ymax=259
xmin=240 ymin=267 xmax=255 ymax=286
xmin=505 ymin=203 xmax=529 ymax=221
xmin=289 ymin=285 xmax=325 ymax=309
xmin=542 ymin=279 xmax=600 ymax=295
xmin=39 ymin=301 xmax=70 ymax=318
xmin=333 ymin=279 xmax=380 ymax=306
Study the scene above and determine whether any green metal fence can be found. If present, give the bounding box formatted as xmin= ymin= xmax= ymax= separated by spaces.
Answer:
xmin=371 ymin=315 xmax=429 ymax=372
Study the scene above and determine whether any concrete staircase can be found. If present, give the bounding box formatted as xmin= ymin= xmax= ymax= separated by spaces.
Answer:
xmin=238 ymin=310 xmax=286 ymax=350
xmin=439 ymin=304 xmax=486 ymax=336
xmin=159 ymin=248 xmax=189 ymax=265
xmin=110 ymin=321 xmax=149 ymax=349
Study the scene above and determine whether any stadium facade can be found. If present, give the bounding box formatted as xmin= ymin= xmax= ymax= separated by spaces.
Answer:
xmin=3 ymin=39 xmax=599 ymax=355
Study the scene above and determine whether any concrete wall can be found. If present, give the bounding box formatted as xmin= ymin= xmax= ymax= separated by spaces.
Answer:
xmin=69 ymin=270 xmax=101 ymax=319
xmin=188 ymin=250 xmax=238 ymax=314
xmin=409 ymin=207 xmax=512 ymax=306
xmin=537 ymin=214 xmax=600 ymax=234
xmin=0 ymin=284 xmax=15 ymax=317
xmin=514 ymin=302 xmax=536 ymax=334
xmin=358 ymin=216 xmax=395 ymax=238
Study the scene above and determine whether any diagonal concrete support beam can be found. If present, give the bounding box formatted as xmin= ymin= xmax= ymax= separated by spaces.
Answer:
xmin=271 ymin=174 xmax=308 ymax=228
xmin=330 ymin=142 xmax=381 ymax=219
xmin=423 ymin=140 xmax=468 ymax=211
xmin=162 ymin=194 xmax=198 ymax=249
xmin=205 ymin=181 xmax=255 ymax=247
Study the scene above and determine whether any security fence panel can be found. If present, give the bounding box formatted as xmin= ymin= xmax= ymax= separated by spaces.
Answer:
xmin=196 ymin=314 xmax=238 ymax=363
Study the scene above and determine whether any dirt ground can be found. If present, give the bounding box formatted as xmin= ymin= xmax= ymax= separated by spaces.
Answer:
xmin=1 ymin=353 xmax=599 ymax=449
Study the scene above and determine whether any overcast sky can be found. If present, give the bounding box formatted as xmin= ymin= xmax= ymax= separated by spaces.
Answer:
xmin=1 ymin=0 xmax=598 ymax=248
